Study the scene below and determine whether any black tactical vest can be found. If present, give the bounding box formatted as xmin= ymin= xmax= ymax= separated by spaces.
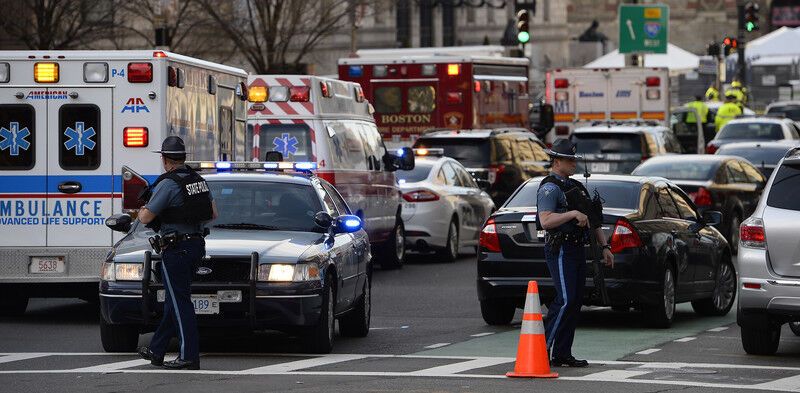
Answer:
xmin=535 ymin=175 xmax=594 ymax=233
xmin=153 ymin=167 xmax=213 ymax=225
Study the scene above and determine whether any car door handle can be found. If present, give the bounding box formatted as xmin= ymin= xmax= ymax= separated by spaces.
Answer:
xmin=58 ymin=181 xmax=82 ymax=194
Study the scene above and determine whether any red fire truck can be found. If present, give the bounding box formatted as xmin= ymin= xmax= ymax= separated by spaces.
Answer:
xmin=338 ymin=46 xmax=531 ymax=146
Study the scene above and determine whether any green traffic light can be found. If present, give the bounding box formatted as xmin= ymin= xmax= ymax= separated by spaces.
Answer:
xmin=746 ymin=21 xmax=757 ymax=31
xmin=517 ymin=31 xmax=530 ymax=44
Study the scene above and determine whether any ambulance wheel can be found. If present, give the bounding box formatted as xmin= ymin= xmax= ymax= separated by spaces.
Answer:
xmin=0 ymin=295 xmax=28 ymax=317
xmin=303 ymin=279 xmax=335 ymax=354
xmin=339 ymin=273 xmax=371 ymax=338
xmin=100 ymin=320 xmax=139 ymax=352
xmin=380 ymin=221 xmax=405 ymax=269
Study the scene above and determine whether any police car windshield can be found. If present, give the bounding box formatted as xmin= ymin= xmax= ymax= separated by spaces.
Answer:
xmin=396 ymin=161 xmax=434 ymax=183
xmin=718 ymin=123 xmax=783 ymax=140
xmin=208 ymin=181 xmax=324 ymax=232
xmin=505 ymin=180 xmax=641 ymax=210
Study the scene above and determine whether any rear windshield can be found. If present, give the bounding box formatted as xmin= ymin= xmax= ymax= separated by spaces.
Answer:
xmin=767 ymin=162 xmax=800 ymax=211
xmin=414 ymin=138 xmax=490 ymax=167
xmin=572 ymin=133 xmax=643 ymax=154
xmin=397 ymin=161 xmax=434 ymax=183
xmin=715 ymin=146 xmax=792 ymax=166
xmin=632 ymin=160 xmax=718 ymax=180
xmin=766 ymin=106 xmax=800 ymax=121
xmin=505 ymin=179 xmax=641 ymax=210
xmin=718 ymin=123 xmax=784 ymax=140
xmin=251 ymin=123 xmax=313 ymax=162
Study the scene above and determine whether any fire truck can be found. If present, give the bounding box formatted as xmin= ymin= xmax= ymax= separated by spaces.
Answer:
xmin=338 ymin=46 xmax=531 ymax=147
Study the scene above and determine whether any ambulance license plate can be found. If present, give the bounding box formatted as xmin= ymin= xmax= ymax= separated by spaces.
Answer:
xmin=192 ymin=295 xmax=219 ymax=315
xmin=30 ymin=257 xmax=65 ymax=274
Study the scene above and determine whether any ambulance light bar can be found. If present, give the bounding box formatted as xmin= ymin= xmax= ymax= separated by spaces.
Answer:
xmin=34 ymin=62 xmax=59 ymax=83
xmin=413 ymin=148 xmax=444 ymax=157
xmin=248 ymin=86 xmax=267 ymax=102
xmin=186 ymin=161 xmax=318 ymax=173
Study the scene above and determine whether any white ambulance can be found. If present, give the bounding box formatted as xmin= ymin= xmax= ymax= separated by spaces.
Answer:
xmin=246 ymin=75 xmax=414 ymax=269
xmin=0 ymin=50 xmax=248 ymax=314
xmin=544 ymin=67 xmax=670 ymax=142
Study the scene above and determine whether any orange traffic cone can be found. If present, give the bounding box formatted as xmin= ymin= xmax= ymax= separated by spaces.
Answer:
xmin=506 ymin=281 xmax=558 ymax=378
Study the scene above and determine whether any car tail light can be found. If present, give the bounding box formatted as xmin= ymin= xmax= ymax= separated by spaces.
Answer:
xmin=34 ymin=62 xmax=59 ymax=83
xmin=645 ymin=76 xmax=661 ymax=87
xmin=290 ymin=86 xmax=311 ymax=102
xmin=127 ymin=62 xmax=153 ymax=83
xmin=488 ymin=164 xmax=505 ymax=185
xmin=480 ymin=218 xmax=501 ymax=252
xmin=122 ymin=167 xmax=148 ymax=212
xmin=123 ymin=127 xmax=148 ymax=147
xmin=740 ymin=217 xmax=766 ymax=249
xmin=705 ymin=143 xmax=718 ymax=154
xmin=446 ymin=91 xmax=463 ymax=104
xmin=554 ymin=78 xmax=569 ymax=88
xmin=610 ymin=219 xmax=642 ymax=254
xmin=402 ymin=190 xmax=440 ymax=202
xmin=690 ymin=187 xmax=713 ymax=207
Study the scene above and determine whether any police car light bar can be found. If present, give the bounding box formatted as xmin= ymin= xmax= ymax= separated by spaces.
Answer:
xmin=186 ymin=161 xmax=318 ymax=173
xmin=413 ymin=148 xmax=444 ymax=157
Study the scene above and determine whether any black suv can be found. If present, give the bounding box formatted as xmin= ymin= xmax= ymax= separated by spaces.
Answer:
xmin=413 ymin=128 xmax=549 ymax=205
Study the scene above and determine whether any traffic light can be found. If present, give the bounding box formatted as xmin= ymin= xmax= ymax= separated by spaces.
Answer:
xmin=744 ymin=2 xmax=760 ymax=32
xmin=722 ymin=36 xmax=738 ymax=57
xmin=707 ymin=42 xmax=720 ymax=57
xmin=516 ymin=10 xmax=530 ymax=44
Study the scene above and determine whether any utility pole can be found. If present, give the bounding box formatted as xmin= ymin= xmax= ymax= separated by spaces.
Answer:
xmin=737 ymin=3 xmax=746 ymax=84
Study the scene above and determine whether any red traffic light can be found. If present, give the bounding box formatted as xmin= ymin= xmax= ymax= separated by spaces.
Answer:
xmin=723 ymin=37 xmax=731 ymax=46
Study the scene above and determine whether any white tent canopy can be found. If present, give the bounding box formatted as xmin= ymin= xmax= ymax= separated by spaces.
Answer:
xmin=584 ymin=43 xmax=700 ymax=71
xmin=726 ymin=27 xmax=800 ymax=65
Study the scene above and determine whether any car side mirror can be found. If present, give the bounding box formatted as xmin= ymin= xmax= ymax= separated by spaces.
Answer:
xmin=334 ymin=215 xmax=363 ymax=233
xmin=475 ymin=178 xmax=491 ymax=191
xmin=106 ymin=213 xmax=133 ymax=233
xmin=702 ymin=210 xmax=723 ymax=227
xmin=314 ymin=211 xmax=334 ymax=229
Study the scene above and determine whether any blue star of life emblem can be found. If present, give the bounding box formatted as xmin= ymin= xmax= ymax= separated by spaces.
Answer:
xmin=0 ymin=122 xmax=31 ymax=156
xmin=273 ymin=133 xmax=299 ymax=156
xmin=63 ymin=122 xmax=96 ymax=156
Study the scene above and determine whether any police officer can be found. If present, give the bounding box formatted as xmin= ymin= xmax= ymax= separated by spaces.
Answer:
xmin=715 ymin=92 xmax=743 ymax=133
xmin=137 ymin=136 xmax=217 ymax=370
xmin=536 ymin=138 xmax=614 ymax=367
xmin=726 ymin=80 xmax=747 ymax=107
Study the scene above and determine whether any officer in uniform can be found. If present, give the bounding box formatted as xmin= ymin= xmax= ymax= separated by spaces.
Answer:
xmin=137 ymin=136 xmax=217 ymax=370
xmin=536 ymin=138 xmax=614 ymax=367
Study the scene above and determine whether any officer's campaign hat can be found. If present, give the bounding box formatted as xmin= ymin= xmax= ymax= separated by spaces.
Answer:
xmin=545 ymin=138 xmax=582 ymax=160
xmin=153 ymin=136 xmax=189 ymax=159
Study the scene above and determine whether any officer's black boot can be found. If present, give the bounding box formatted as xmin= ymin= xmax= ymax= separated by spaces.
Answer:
xmin=163 ymin=358 xmax=200 ymax=370
xmin=137 ymin=346 xmax=164 ymax=367
xmin=551 ymin=356 xmax=589 ymax=368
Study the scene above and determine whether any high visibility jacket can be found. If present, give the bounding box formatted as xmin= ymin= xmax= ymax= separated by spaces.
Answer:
xmin=715 ymin=102 xmax=742 ymax=132
xmin=684 ymin=100 xmax=709 ymax=123
xmin=705 ymin=87 xmax=719 ymax=101
xmin=726 ymin=88 xmax=746 ymax=104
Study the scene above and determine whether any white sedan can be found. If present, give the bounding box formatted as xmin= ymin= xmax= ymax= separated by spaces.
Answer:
xmin=397 ymin=151 xmax=495 ymax=261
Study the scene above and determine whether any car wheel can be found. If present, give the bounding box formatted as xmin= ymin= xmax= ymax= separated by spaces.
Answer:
xmin=741 ymin=320 xmax=781 ymax=355
xmin=0 ymin=294 xmax=28 ymax=317
xmin=339 ymin=274 xmax=371 ymax=338
xmin=380 ymin=221 xmax=405 ymax=269
xmin=437 ymin=220 xmax=459 ymax=262
xmin=691 ymin=259 xmax=736 ymax=316
xmin=644 ymin=266 xmax=676 ymax=328
xmin=790 ymin=322 xmax=800 ymax=337
xmin=480 ymin=299 xmax=516 ymax=325
xmin=303 ymin=280 xmax=335 ymax=354
xmin=729 ymin=213 xmax=741 ymax=255
xmin=100 ymin=320 xmax=139 ymax=352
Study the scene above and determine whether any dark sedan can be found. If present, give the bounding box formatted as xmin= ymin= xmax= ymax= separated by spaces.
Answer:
xmin=477 ymin=175 xmax=734 ymax=328
xmin=715 ymin=141 xmax=799 ymax=178
xmin=632 ymin=155 xmax=765 ymax=254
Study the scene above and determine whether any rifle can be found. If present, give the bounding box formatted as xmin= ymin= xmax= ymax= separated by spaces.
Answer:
xmin=582 ymin=161 xmax=610 ymax=306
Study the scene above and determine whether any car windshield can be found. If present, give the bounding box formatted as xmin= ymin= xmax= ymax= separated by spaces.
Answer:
xmin=505 ymin=179 xmax=641 ymax=210
xmin=414 ymin=138 xmax=490 ymax=167
xmin=716 ymin=146 xmax=793 ymax=166
xmin=718 ymin=122 xmax=784 ymax=140
xmin=572 ymin=133 xmax=642 ymax=154
xmin=632 ymin=160 xmax=719 ymax=180
xmin=397 ymin=161 xmax=435 ymax=183
xmin=766 ymin=106 xmax=800 ymax=121
xmin=208 ymin=181 xmax=323 ymax=232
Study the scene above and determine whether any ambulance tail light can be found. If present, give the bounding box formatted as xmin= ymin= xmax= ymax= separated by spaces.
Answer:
xmin=34 ymin=62 xmax=59 ymax=83
xmin=127 ymin=62 xmax=153 ymax=83
xmin=446 ymin=91 xmax=463 ymax=104
xmin=122 ymin=166 xmax=148 ymax=213
xmin=123 ymin=127 xmax=149 ymax=147
xmin=554 ymin=78 xmax=569 ymax=88
xmin=645 ymin=76 xmax=661 ymax=87
xmin=290 ymin=86 xmax=311 ymax=102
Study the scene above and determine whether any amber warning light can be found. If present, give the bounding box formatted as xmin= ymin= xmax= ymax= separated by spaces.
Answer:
xmin=34 ymin=62 xmax=59 ymax=83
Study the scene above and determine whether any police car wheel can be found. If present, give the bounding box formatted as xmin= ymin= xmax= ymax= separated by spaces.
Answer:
xmin=644 ymin=266 xmax=676 ymax=328
xmin=480 ymin=299 xmax=515 ymax=325
xmin=303 ymin=281 xmax=335 ymax=354
xmin=380 ymin=221 xmax=405 ymax=269
xmin=99 ymin=320 xmax=139 ymax=352
xmin=0 ymin=294 xmax=28 ymax=317
xmin=339 ymin=274 xmax=371 ymax=337
xmin=437 ymin=220 xmax=459 ymax=262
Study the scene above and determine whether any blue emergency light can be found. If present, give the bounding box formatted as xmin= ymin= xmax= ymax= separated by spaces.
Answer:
xmin=348 ymin=65 xmax=363 ymax=78
xmin=294 ymin=162 xmax=317 ymax=171
xmin=343 ymin=218 xmax=361 ymax=229
xmin=215 ymin=161 xmax=232 ymax=170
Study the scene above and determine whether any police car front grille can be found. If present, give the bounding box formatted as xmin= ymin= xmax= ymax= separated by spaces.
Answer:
xmin=154 ymin=258 xmax=252 ymax=284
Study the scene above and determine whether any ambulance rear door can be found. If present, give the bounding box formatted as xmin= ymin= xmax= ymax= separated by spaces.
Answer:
xmin=608 ymin=70 xmax=645 ymax=120
xmin=46 ymin=87 xmax=113 ymax=247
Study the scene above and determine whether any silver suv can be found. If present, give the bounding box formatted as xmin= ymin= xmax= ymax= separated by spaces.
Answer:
xmin=737 ymin=146 xmax=800 ymax=355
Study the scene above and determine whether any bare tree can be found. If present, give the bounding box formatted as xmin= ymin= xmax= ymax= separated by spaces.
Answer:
xmin=196 ymin=0 xmax=368 ymax=74
xmin=0 ymin=0 xmax=120 ymax=49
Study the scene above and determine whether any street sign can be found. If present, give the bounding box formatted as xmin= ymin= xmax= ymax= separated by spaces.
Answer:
xmin=619 ymin=4 xmax=669 ymax=54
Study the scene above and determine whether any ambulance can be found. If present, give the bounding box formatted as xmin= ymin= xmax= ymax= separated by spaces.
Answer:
xmin=245 ymin=75 xmax=414 ymax=269
xmin=0 ymin=50 xmax=248 ymax=314
xmin=544 ymin=67 xmax=670 ymax=143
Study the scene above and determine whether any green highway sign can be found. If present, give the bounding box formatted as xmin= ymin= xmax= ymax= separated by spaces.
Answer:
xmin=619 ymin=4 xmax=669 ymax=54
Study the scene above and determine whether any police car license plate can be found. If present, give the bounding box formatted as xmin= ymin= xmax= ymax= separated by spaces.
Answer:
xmin=30 ymin=257 xmax=65 ymax=274
xmin=590 ymin=162 xmax=611 ymax=173
xmin=192 ymin=295 xmax=219 ymax=315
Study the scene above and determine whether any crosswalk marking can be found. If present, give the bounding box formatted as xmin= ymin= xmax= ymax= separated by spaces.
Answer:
xmin=635 ymin=348 xmax=661 ymax=355
xmin=469 ymin=333 xmax=495 ymax=337
xmin=408 ymin=357 xmax=510 ymax=376
xmin=70 ymin=359 xmax=150 ymax=373
xmin=707 ymin=327 xmax=729 ymax=332
xmin=750 ymin=374 xmax=800 ymax=391
xmin=674 ymin=337 xmax=697 ymax=343
xmin=578 ymin=370 xmax=651 ymax=381
xmin=242 ymin=354 xmax=368 ymax=373
xmin=0 ymin=353 xmax=49 ymax=364
xmin=424 ymin=343 xmax=451 ymax=349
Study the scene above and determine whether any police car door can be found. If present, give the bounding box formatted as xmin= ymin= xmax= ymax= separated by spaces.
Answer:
xmin=47 ymin=88 xmax=113 ymax=247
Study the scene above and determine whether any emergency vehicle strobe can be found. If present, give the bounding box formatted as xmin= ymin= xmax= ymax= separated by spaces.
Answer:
xmin=0 ymin=50 xmax=247 ymax=314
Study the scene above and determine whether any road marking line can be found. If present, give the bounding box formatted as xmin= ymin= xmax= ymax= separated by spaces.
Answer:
xmin=69 ymin=359 xmax=150 ymax=372
xmin=408 ymin=357 xmax=511 ymax=376
xmin=674 ymin=337 xmax=697 ymax=342
xmin=0 ymin=353 xmax=50 ymax=364
xmin=635 ymin=348 xmax=661 ymax=355
xmin=424 ymin=343 xmax=451 ymax=349
xmin=469 ymin=333 xmax=494 ymax=337
xmin=750 ymin=374 xmax=800 ymax=391
xmin=242 ymin=354 xmax=368 ymax=373
xmin=578 ymin=370 xmax=652 ymax=381
xmin=707 ymin=327 xmax=730 ymax=332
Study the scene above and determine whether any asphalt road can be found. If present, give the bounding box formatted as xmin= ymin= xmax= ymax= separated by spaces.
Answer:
xmin=1 ymin=252 xmax=800 ymax=393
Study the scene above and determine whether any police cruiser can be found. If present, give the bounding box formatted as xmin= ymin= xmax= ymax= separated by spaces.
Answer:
xmin=100 ymin=160 xmax=371 ymax=354
xmin=0 ymin=50 xmax=248 ymax=314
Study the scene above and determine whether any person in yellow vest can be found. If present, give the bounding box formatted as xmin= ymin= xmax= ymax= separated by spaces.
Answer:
xmin=685 ymin=94 xmax=709 ymax=125
xmin=705 ymin=85 xmax=719 ymax=102
xmin=726 ymin=80 xmax=747 ymax=107
xmin=715 ymin=92 xmax=743 ymax=133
